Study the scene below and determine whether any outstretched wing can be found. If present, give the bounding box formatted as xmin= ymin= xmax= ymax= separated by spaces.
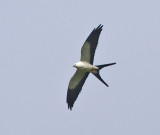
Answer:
xmin=67 ymin=70 xmax=89 ymax=110
xmin=80 ymin=24 xmax=103 ymax=64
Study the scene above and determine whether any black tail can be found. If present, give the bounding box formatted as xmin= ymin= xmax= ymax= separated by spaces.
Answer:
xmin=96 ymin=63 xmax=116 ymax=70
xmin=93 ymin=72 xmax=109 ymax=87
xmin=92 ymin=62 xmax=116 ymax=87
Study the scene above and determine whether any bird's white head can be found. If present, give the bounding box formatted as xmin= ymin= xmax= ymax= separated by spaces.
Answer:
xmin=73 ymin=63 xmax=78 ymax=68
xmin=73 ymin=62 xmax=82 ymax=68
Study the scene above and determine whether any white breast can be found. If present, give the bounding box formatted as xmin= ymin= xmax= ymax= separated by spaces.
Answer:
xmin=75 ymin=61 xmax=93 ymax=71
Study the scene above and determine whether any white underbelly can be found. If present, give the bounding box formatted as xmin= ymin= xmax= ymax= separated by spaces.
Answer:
xmin=77 ymin=61 xmax=98 ymax=72
xmin=79 ymin=62 xmax=92 ymax=71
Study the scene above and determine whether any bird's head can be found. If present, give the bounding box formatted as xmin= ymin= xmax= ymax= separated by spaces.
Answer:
xmin=73 ymin=63 xmax=78 ymax=68
xmin=73 ymin=62 xmax=81 ymax=68
xmin=73 ymin=61 xmax=83 ymax=69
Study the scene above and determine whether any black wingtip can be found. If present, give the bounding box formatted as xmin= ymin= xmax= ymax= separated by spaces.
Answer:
xmin=96 ymin=24 xmax=103 ymax=30
xmin=67 ymin=98 xmax=74 ymax=110
xmin=68 ymin=105 xmax=73 ymax=110
xmin=66 ymin=89 xmax=76 ymax=111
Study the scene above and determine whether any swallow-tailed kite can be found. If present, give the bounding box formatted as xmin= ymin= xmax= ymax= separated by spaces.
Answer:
xmin=67 ymin=24 xmax=116 ymax=110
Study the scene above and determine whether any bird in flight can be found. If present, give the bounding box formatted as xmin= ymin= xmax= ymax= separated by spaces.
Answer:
xmin=67 ymin=24 xmax=116 ymax=110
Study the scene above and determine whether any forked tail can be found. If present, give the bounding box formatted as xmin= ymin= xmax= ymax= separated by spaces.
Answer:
xmin=96 ymin=63 xmax=116 ymax=70
xmin=92 ymin=62 xmax=116 ymax=87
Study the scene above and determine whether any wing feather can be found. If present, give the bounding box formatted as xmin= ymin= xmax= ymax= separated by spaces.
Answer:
xmin=81 ymin=24 xmax=103 ymax=64
xmin=67 ymin=70 xmax=89 ymax=110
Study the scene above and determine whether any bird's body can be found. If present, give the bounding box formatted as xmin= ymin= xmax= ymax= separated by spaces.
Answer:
xmin=74 ymin=61 xmax=99 ymax=73
xmin=67 ymin=24 xmax=116 ymax=110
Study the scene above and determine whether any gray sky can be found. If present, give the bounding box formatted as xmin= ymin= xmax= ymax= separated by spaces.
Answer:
xmin=0 ymin=0 xmax=160 ymax=135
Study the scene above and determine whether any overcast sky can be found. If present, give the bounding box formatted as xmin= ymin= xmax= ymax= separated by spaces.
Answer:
xmin=0 ymin=0 xmax=160 ymax=135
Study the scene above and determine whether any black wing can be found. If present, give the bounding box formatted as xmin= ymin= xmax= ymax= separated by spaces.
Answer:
xmin=67 ymin=70 xmax=89 ymax=110
xmin=80 ymin=24 xmax=103 ymax=64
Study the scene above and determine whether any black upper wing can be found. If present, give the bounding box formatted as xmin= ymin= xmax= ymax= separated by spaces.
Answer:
xmin=80 ymin=24 xmax=103 ymax=64
xmin=67 ymin=70 xmax=89 ymax=110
